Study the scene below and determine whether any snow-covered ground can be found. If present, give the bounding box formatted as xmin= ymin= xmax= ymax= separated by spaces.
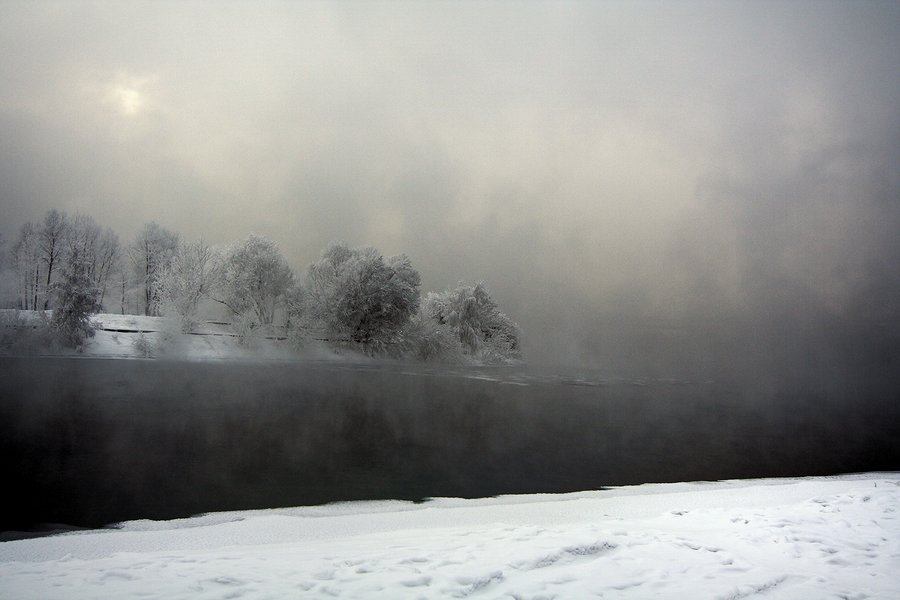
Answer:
xmin=1 ymin=474 xmax=897 ymax=599
xmin=87 ymin=313 xmax=298 ymax=361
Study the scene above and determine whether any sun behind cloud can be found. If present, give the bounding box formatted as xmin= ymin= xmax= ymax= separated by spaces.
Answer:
xmin=104 ymin=73 xmax=157 ymax=117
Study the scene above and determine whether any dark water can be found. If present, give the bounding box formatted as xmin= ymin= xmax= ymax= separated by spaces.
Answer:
xmin=1 ymin=356 xmax=897 ymax=533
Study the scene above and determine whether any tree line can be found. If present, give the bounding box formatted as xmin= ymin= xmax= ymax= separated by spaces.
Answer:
xmin=0 ymin=210 xmax=521 ymax=363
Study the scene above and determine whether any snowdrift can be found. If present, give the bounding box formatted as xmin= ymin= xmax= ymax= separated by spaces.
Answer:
xmin=0 ymin=474 xmax=897 ymax=599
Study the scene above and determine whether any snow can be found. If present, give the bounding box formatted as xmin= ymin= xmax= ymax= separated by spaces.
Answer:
xmin=1 ymin=474 xmax=897 ymax=599
xmin=1 ymin=310 xmax=299 ymax=361
xmin=86 ymin=313 xmax=298 ymax=361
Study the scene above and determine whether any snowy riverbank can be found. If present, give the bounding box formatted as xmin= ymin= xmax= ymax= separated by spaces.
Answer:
xmin=1 ymin=474 xmax=897 ymax=599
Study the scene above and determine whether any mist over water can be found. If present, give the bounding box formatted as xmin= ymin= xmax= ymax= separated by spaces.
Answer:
xmin=2 ymin=356 xmax=897 ymax=533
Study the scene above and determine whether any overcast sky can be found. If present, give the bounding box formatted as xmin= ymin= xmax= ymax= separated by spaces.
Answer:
xmin=1 ymin=1 xmax=897 ymax=368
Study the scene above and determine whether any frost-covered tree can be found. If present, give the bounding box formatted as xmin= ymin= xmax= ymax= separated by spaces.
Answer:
xmin=305 ymin=241 xmax=420 ymax=350
xmin=217 ymin=235 xmax=293 ymax=327
xmin=13 ymin=209 xmax=74 ymax=310
xmin=157 ymin=239 xmax=222 ymax=332
xmin=67 ymin=214 xmax=120 ymax=310
xmin=129 ymin=222 xmax=179 ymax=316
xmin=397 ymin=309 xmax=465 ymax=362
xmin=95 ymin=227 xmax=120 ymax=309
xmin=12 ymin=222 xmax=42 ymax=310
xmin=67 ymin=214 xmax=101 ymax=274
xmin=0 ymin=232 xmax=11 ymax=308
xmin=49 ymin=246 xmax=101 ymax=348
xmin=38 ymin=209 xmax=71 ymax=309
xmin=424 ymin=282 xmax=521 ymax=362
xmin=10 ymin=211 xmax=120 ymax=312
xmin=304 ymin=241 xmax=352 ymax=328
xmin=116 ymin=260 xmax=130 ymax=315
xmin=283 ymin=281 xmax=306 ymax=327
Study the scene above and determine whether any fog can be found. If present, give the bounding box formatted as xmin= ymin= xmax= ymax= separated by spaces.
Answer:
xmin=1 ymin=1 xmax=898 ymax=375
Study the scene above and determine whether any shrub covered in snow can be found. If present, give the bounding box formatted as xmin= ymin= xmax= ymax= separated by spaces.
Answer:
xmin=396 ymin=310 xmax=466 ymax=363
xmin=131 ymin=330 xmax=154 ymax=358
xmin=424 ymin=282 xmax=521 ymax=363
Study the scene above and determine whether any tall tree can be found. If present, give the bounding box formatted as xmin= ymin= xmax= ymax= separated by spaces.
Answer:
xmin=95 ymin=227 xmax=120 ymax=309
xmin=217 ymin=235 xmax=293 ymax=326
xmin=68 ymin=214 xmax=120 ymax=310
xmin=157 ymin=239 xmax=222 ymax=331
xmin=0 ymin=231 xmax=8 ymax=307
xmin=38 ymin=209 xmax=70 ymax=309
xmin=12 ymin=222 xmax=42 ymax=310
xmin=129 ymin=222 xmax=179 ymax=316
xmin=67 ymin=213 xmax=101 ymax=284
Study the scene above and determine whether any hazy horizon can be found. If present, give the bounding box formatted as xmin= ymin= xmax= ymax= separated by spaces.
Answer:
xmin=2 ymin=1 xmax=898 ymax=371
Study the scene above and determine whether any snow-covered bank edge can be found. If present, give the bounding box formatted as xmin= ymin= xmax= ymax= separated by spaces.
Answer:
xmin=0 ymin=310 xmax=301 ymax=361
xmin=2 ymin=310 xmax=521 ymax=366
xmin=1 ymin=473 xmax=897 ymax=599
